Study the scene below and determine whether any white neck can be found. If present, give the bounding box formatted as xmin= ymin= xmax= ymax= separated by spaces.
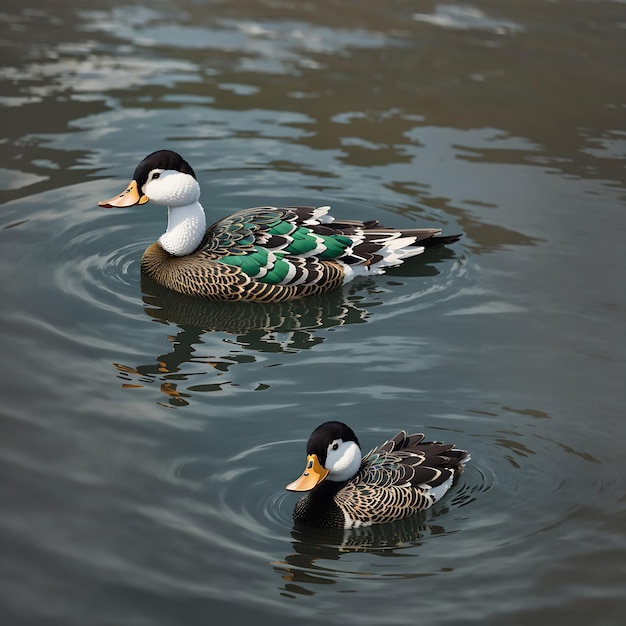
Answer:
xmin=158 ymin=201 xmax=206 ymax=257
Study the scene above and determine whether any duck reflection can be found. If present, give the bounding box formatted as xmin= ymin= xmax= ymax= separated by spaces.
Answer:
xmin=139 ymin=273 xmax=371 ymax=341
xmin=113 ymin=249 xmax=455 ymax=406
xmin=274 ymin=512 xmax=449 ymax=595
xmin=113 ymin=273 xmax=372 ymax=405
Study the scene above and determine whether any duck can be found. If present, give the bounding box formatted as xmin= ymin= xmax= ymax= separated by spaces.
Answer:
xmin=286 ymin=421 xmax=470 ymax=529
xmin=99 ymin=149 xmax=461 ymax=302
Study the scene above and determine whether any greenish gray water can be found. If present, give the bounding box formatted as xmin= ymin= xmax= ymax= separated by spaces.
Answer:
xmin=1 ymin=1 xmax=625 ymax=624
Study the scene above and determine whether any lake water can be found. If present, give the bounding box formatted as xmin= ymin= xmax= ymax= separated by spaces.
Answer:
xmin=1 ymin=1 xmax=625 ymax=624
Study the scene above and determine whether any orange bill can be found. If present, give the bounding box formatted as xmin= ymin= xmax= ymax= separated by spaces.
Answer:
xmin=98 ymin=180 xmax=149 ymax=208
xmin=286 ymin=454 xmax=329 ymax=491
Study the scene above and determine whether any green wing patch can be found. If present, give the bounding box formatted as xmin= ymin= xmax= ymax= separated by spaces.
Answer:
xmin=262 ymin=255 xmax=293 ymax=284
xmin=218 ymin=248 xmax=295 ymax=284
xmin=218 ymin=247 xmax=269 ymax=277
xmin=318 ymin=234 xmax=353 ymax=259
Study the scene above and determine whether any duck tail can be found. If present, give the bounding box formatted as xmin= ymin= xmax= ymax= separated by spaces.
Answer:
xmin=420 ymin=233 xmax=463 ymax=248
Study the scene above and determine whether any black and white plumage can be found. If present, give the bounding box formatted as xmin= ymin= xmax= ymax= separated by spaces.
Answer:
xmin=286 ymin=421 xmax=470 ymax=529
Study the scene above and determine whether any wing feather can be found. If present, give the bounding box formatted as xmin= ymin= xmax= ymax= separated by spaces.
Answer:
xmin=334 ymin=431 xmax=468 ymax=526
xmin=197 ymin=205 xmax=454 ymax=290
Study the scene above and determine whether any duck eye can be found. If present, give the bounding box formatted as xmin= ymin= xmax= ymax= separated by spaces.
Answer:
xmin=332 ymin=443 xmax=339 ymax=451
xmin=152 ymin=172 xmax=161 ymax=180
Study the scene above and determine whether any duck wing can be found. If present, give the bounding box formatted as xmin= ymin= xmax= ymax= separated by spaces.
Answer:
xmin=198 ymin=206 xmax=456 ymax=286
xmin=195 ymin=206 xmax=349 ymax=286
xmin=200 ymin=205 xmax=353 ymax=257
xmin=335 ymin=431 xmax=469 ymax=526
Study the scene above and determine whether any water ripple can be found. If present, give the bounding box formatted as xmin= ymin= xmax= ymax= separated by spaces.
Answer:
xmin=51 ymin=220 xmax=146 ymax=312
xmin=214 ymin=440 xmax=297 ymax=539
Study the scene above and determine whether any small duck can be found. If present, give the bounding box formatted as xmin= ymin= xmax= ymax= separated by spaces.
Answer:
xmin=99 ymin=150 xmax=461 ymax=302
xmin=286 ymin=421 xmax=470 ymax=529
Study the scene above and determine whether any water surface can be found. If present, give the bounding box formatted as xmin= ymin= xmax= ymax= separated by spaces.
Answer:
xmin=1 ymin=1 xmax=625 ymax=625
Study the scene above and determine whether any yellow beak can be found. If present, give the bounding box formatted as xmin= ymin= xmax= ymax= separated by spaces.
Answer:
xmin=98 ymin=180 xmax=149 ymax=208
xmin=286 ymin=454 xmax=329 ymax=491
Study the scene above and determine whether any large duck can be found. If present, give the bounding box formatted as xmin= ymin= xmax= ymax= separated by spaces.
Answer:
xmin=99 ymin=150 xmax=461 ymax=302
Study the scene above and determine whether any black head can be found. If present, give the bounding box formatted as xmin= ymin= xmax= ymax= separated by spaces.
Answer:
xmin=306 ymin=421 xmax=360 ymax=466
xmin=133 ymin=150 xmax=196 ymax=190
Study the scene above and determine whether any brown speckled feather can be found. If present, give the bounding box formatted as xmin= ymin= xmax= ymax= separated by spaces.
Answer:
xmin=334 ymin=432 xmax=467 ymax=527
xmin=141 ymin=242 xmax=346 ymax=301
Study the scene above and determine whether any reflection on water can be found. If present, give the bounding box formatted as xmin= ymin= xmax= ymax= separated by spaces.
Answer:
xmin=112 ymin=250 xmax=457 ymax=405
xmin=412 ymin=5 xmax=524 ymax=34
xmin=113 ymin=275 xmax=371 ymax=405
xmin=275 ymin=518 xmax=439 ymax=596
